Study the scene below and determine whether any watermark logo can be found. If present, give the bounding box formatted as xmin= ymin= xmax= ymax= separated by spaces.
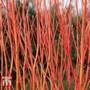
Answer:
xmin=2 ymin=76 xmax=12 ymax=88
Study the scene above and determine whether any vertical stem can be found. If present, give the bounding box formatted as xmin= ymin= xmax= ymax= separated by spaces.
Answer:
xmin=0 ymin=1 xmax=3 ymax=90
xmin=76 ymin=0 xmax=79 ymax=70
xmin=60 ymin=39 xmax=64 ymax=90
xmin=88 ymin=18 xmax=90 ymax=62
xmin=11 ymin=0 xmax=19 ymax=90
xmin=23 ymin=67 xmax=25 ymax=90
xmin=80 ymin=0 xmax=87 ymax=89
